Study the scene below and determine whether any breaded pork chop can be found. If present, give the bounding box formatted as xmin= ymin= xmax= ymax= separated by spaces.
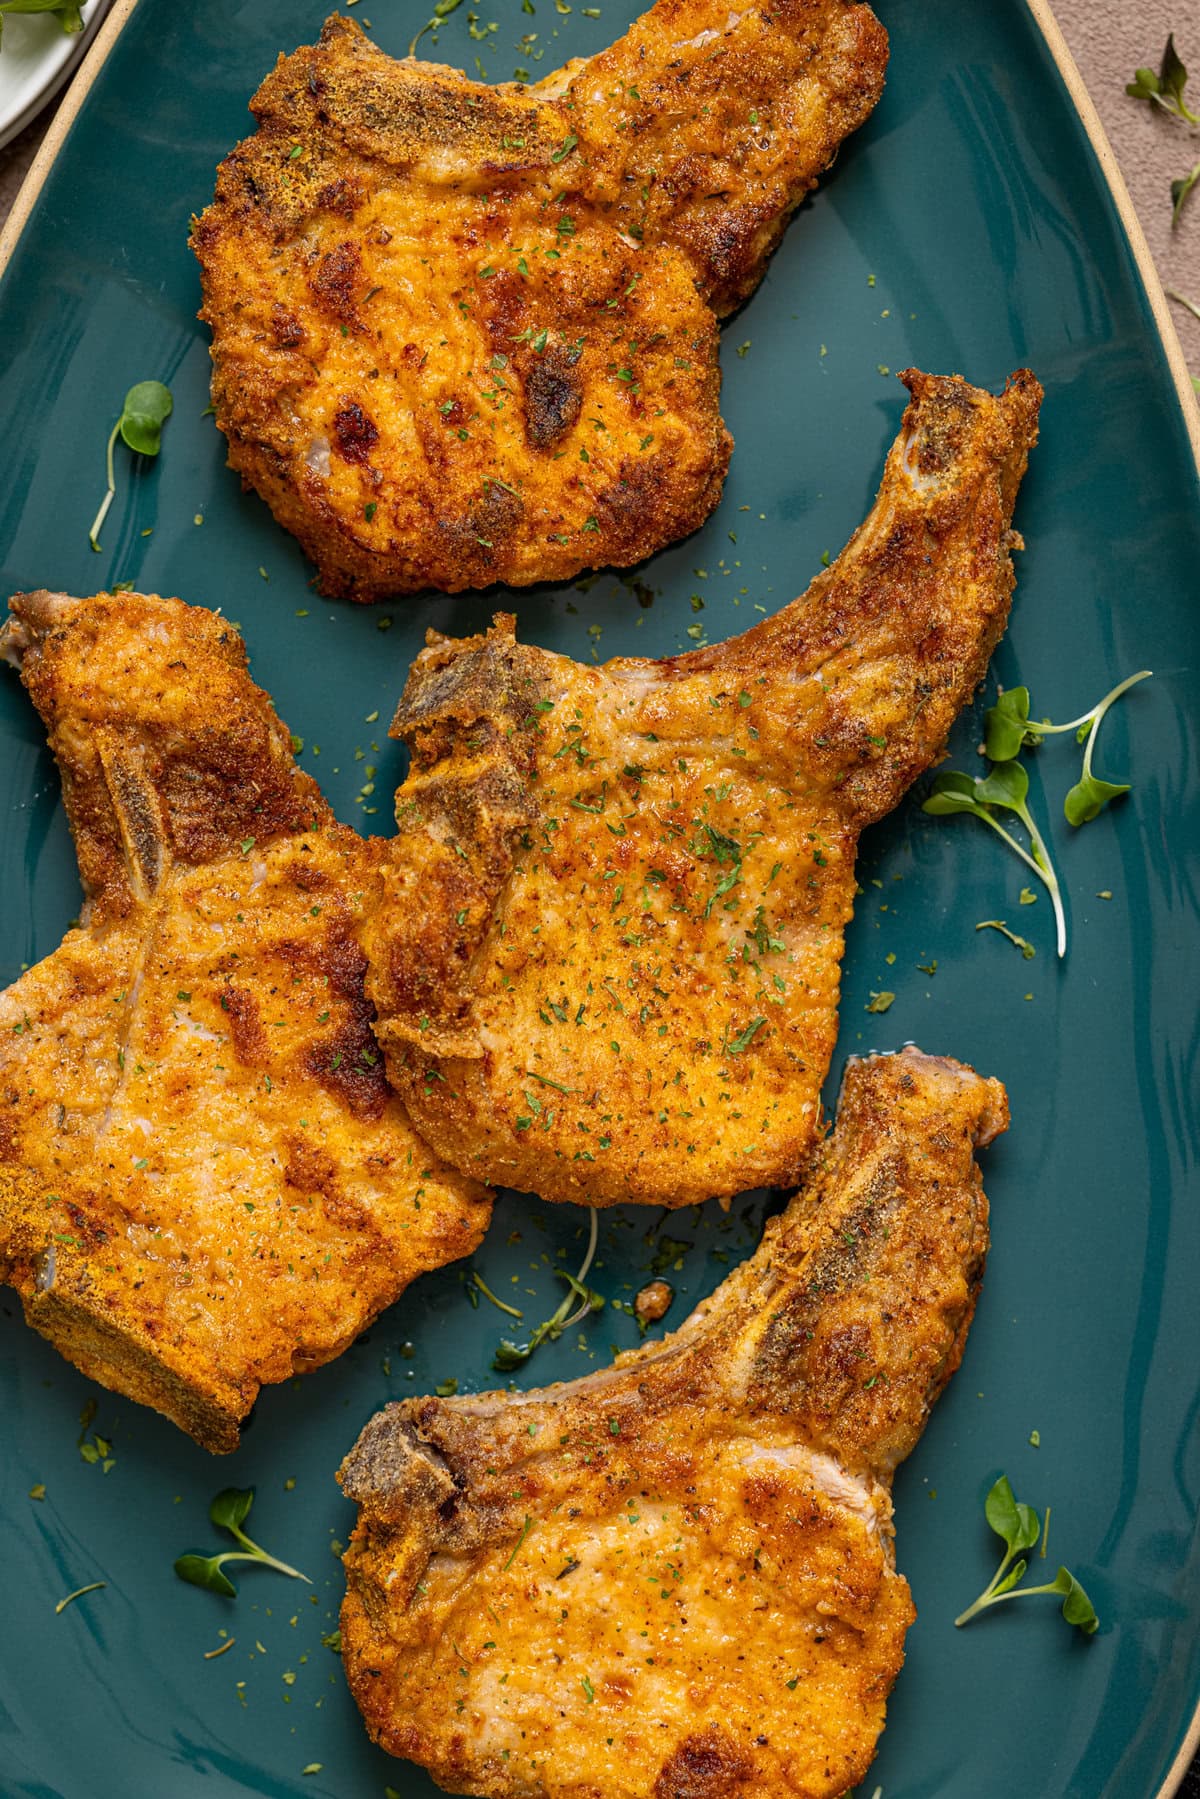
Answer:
xmin=340 ymin=1048 xmax=1007 ymax=1799
xmin=360 ymin=369 xmax=1041 ymax=1207
xmin=0 ymin=591 xmax=490 ymax=1452
xmin=192 ymin=2 xmax=887 ymax=599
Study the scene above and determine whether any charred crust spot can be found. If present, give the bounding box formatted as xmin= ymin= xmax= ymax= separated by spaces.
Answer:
xmin=220 ymin=984 xmax=269 ymax=1066
xmin=524 ymin=345 xmax=583 ymax=451
xmin=434 ymin=479 xmax=524 ymax=565
xmin=316 ymin=176 xmax=362 ymax=217
xmin=271 ymin=303 xmax=306 ymax=349
xmin=315 ymin=920 xmax=376 ymax=1002
xmin=311 ymin=240 xmax=362 ymax=327
xmin=305 ymin=1016 xmax=389 ymax=1121
xmin=65 ymin=1203 xmax=108 ymax=1252
xmin=588 ymin=454 xmax=665 ymax=557
xmin=287 ymin=858 xmax=332 ymax=895
xmin=0 ymin=1116 xmax=21 ymax=1163
xmin=654 ymin=1728 xmax=754 ymax=1798
xmin=333 ymin=399 xmax=379 ymax=466
xmin=290 ymin=922 xmax=392 ymax=1119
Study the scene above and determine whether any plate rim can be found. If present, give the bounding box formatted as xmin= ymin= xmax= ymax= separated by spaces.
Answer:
xmin=0 ymin=0 xmax=113 ymax=154
xmin=0 ymin=0 xmax=1197 ymax=1792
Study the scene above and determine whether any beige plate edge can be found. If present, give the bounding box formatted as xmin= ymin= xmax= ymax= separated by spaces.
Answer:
xmin=1025 ymin=0 xmax=1200 ymax=483
xmin=0 ymin=0 xmax=135 ymax=274
xmin=0 ymin=0 xmax=1198 ymax=1788
xmin=1019 ymin=8 xmax=1200 ymax=1798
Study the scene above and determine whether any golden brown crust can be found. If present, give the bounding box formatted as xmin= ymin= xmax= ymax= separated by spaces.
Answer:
xmin=191 ymin=3 xmax=887 ymax=599
xmin=339 ymin=1048 xmax=1006 ymax=1798
xmin=361 ymin=369 xmax=1040 ymax=1206
xmin=0 ymin=590 xmax=491 ymax=1451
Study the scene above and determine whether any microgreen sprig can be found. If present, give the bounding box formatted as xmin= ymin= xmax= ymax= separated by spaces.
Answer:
xmin=408 ymin=0 xmax=462 ymax=57
xmin=985 ymin=671 xmax=1152 ymax=822
xmin=1127 ymin=34 xmax=1199 ymax=123
xmin=88 ymin=380 xmax=173 ymax=552
xmin=924 ymin=762 xmax=1067 ymax=957
xmin=1126 ymin=38 xmax=1200 ymax=224
xmin=1172 ymin=161 xmax=1200 ymax=228
xmin=0 ymin=0 xmax=82 ymax=46
xmin=493 ymin=1209 xmax=604 ymax=1372
xmin=955 ymin=1475 xmax=1098 ymax=1635
xmin=174 ymin=1488 xmax=310 ymax=1598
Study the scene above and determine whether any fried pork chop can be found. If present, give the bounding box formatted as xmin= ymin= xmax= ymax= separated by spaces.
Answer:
xmin=0 ymin=591 xmax=490 ymax=1452
xmin=340 ymin=1047 xmax=1006 ymax=1799
xmin=361 ymin=368 xmax=1041 ymax=1207
xmin=192 ymin=2 xmax=887 ymax=599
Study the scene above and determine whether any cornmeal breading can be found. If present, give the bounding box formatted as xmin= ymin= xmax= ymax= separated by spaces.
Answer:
xmin=0 ymin=591 xmax=491 ymax=1451
xmin=192 ymin=2 xmax=887 ymax=598
xmin=361 ymin=369 xmax=1041 ymax=1205
xmin=340 ymin=1048 xmax=1007 ymax=1799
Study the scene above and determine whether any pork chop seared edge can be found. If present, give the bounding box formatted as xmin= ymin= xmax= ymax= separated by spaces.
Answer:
xmin=0 ymin=591 xmax=491 ymax=1451
xmin=192 ymin=1 xmax=888 ymax=598
xmin=339 ymin=1048 xmax=1008 ymax=1799
xmin=362 ymin=367 xmax=1041 ymax=1207
xmin=0 ymin=365 xmax=1038 ymax=1452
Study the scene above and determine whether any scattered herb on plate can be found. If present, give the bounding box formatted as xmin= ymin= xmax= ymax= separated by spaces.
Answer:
xmin=923 ymin=761 xmax=1066 ymax=956
xmin=54 ymin=1580 xmax=105 ymax=1614
xmin=975 ymin=920 xmax=1036 ymax=958
xmin=984 ymin=670 xmax=1152 ymax=821
xmin=174 ymin=1487 xmax=310 ymax=1597
xmin=926 ymin=669 xmax=1150 ymax=955
xmin=493 ymin=1209 xmax=604 ymax=1371
xmin=89 ymin=380 xmax=173 ymax=552
xmin=955 ymin=1475 xmax=1098 ymax=1635
xmin=408 ymin=0 xmax=462 ymax=57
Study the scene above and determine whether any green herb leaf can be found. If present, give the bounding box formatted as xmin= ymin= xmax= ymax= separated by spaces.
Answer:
xmin=118 ymin=380 xmax=173 ymax=456
xmin=491 ymin=1209 xmax=600 ymax=1372
xmin=984 ymin=1475 xmax=1041 ymax=1554
xmin=1127 ymin=34 xmax=1200 ymax=123
xmin=1064 ymin=773 xmax=1130 ymax=826
xmin=923 ymin=767 xmax=1066 ymax=956
xmin=1126 ymin=64 xmax=1162 ymax=103
xmin=974 ymin=759 xmax=1029 ymax=810
xmin=210 ymin=1487 xmax=255 ymax=1533
xmin=975 ymin=919 xmax=1036 ymax=959
xmin=984 ymin=687 xmax=1033 ymax=761
xmin=0 ymin=0 xmax=83 ymax=36
xmin=503 ymin=1514 xmax=534 ymax=1571
xmin=174 ymin=1553 xmax=239 ymax=1598
xmin=725 ymin=1016 xmax=765 ymax=1054
xmin=1053 ymin=1565 xmax=1100 ymax=1635
xmin=1171 ymin=159 xmax=1200 ymax=227
xmin=956 ymin=1475 xmax=1098 ymax=1635
xmin=921 ymin=770 xmax=982 ymax=816
xmin=175 ymin=1486 xmax=309 ymax=1596
xmin=88 ymin=378 xmax=173 ymax=551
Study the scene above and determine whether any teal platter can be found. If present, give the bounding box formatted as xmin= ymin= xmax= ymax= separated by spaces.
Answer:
xmin=2 ymin=0 xmax=1199 ymax=1794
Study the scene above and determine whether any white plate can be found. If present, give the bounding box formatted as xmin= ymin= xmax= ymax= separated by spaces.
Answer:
xmin=0 ymin=0 xmax=110 ymax=151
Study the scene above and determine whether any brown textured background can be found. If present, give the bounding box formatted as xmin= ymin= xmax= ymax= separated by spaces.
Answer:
xmin=0 ymin=1 xmax=1198 ymax=1792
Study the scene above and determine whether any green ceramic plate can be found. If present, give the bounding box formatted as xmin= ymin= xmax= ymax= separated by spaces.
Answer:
xmin=2 ymin=1 xmax=1199 ymax=1794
